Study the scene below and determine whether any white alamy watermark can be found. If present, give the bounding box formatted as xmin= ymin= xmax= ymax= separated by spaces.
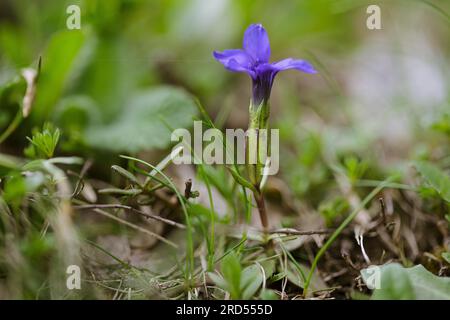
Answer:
xmin=170 ymin=121 xmax=280 ymax=175
xmin=364 ymin=265 xmax=381 ymax=290
xmin=66 ymin=264 xmax=81 ymax=290
xmin=66 ymin=5 xmax=81 ymax=30
xmin=366 ymin=5 xmax=382 ymax=30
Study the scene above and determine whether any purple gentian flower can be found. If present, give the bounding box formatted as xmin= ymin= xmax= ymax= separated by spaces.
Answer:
xmin=213 ymin=24 xmax=317 ymax=106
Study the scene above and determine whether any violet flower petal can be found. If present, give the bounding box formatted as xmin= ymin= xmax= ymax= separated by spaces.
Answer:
xmin=213 ymin=49 xmax=252 ymax=68
xmin=243 ymin=24 xmax=270 ymax=63
xmin=213 ymin=49 xmax=256 ymax=77
xmin=271 ymin=58 xmax=317 ymax=74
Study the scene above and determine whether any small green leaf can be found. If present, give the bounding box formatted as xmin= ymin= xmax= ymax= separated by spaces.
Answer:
xmin=221 ymin=252 xmax=242 ymax=300
xmin=361 ymin=263 xmax=450 ymax=300
xmin=414 ymin=161 xmax=450 ymax=202
xmin=111 ymin=165 xmax=140 ymax=186
xmin=24 ymin=123 xmax=60 ymax=159
xmin=226 ymin=166 xmax=257 ymax=193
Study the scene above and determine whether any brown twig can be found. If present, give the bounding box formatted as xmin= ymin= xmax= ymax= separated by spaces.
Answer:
xmin=73 ymin=203 xmax=186 ymax=229
xmin=269 ymin=228 xmax=332 ymax=236
xmin=184 ymin=178 xmax=199 ymax=199
xmin=184 ymin=179 xmax=193 ymax=198
xmin=379 ymin=197 xmax=387 ymax=227
xmin=84 ymin=206 xmax=178 ymax=248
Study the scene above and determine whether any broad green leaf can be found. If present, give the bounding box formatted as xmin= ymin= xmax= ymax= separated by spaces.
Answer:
xmin=208 ymin=272 xmax=228 ymax=291
xmin=0 ymin=24 xmax=32 ymax=66
xmin=241 ymin=264 xmax=263 ymax=300
xmin=260 ymin=258 xmax=276 ymax=280
xmin=52 ymin=95 xmax=101 ymax=150
xmin=361 ymin=263 xmax=450 ymax=300
xmin=86 ymin=87 xmax=197 ymax=153
xmin=241 ymin=259 xmax=275 ymax=299
xmin=32 ymin=30 xmax=88 ymax=121
xmin=285 ymin=260 xmax=327 ymax=294
xmin=53 ymin=95 xmax=101 ymax=131
xmin=414 ymin=161 xmax=450 ymax=202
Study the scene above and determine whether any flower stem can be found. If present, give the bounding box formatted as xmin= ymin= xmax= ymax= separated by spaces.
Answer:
xmin=247 ymin=100 xmax=270 ymax=231
xmin=254 ymin=189 xmax=268 ymax=231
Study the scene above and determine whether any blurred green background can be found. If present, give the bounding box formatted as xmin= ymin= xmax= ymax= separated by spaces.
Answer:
xmin=1 ymin=0 xmax=449 ymax=195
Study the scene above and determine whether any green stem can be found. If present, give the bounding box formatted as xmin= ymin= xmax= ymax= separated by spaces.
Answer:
xmin=0 ymin=109 xmax=23 ymax=145
xmin=302 ymin=177 xmax=394 ymax=297
xmin=247 ymin=100 xmax=270 ymax=231
xmin=248 ymin=100 xmax=270 ymax=185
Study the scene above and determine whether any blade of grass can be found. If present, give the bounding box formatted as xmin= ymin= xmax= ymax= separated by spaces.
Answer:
xmin=0 ymin=109 xmax=23 ymax=145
